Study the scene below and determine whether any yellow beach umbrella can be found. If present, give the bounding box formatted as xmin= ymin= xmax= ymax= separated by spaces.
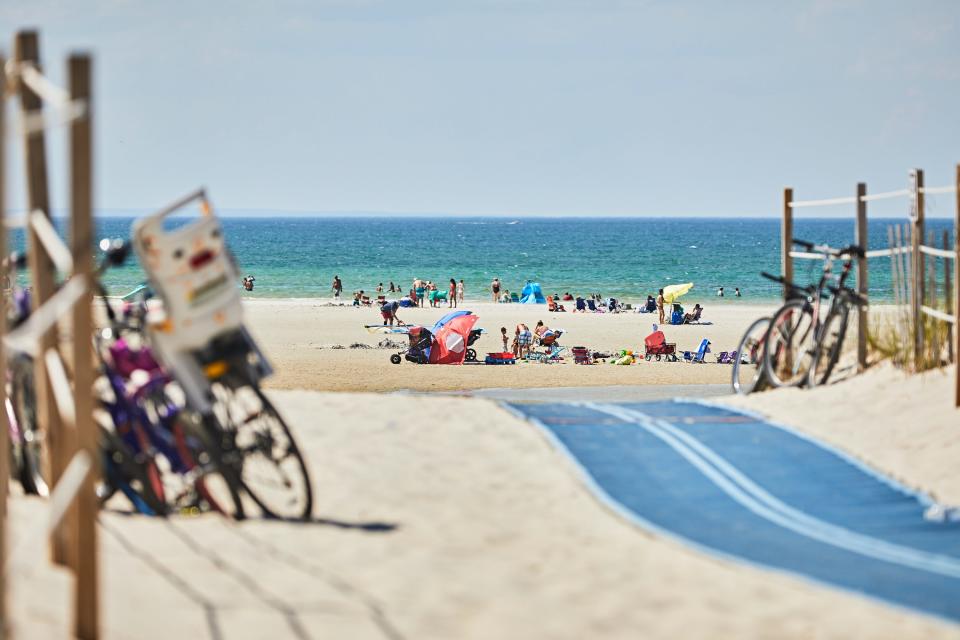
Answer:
xmin=662 ymin=282 xmax=693 ymax=304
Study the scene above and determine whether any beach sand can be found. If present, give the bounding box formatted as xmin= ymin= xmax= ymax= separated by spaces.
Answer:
xmin=9 ymin=379 xmax=959 ymax=639
xmin=9 ymin=299 xmax=958 ymax=638
xmin=245 ymin=299 xmax=775 ymax=392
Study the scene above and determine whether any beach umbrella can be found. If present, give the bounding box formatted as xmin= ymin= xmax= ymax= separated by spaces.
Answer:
xmin=662 ymin=282 xmax=693 ymax=304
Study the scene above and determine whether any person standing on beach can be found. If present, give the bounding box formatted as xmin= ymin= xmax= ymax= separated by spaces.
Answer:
xmin=332 ymin=275 xmax=343 ymax=300
xmin=656 ymin=288 xmax=665 ymax=325
xmin=491 ymin=278 xmax=501 ymax=303
xmin=415 ymin=280 xmax=425 ymax=307
xmin=457 ymin=279 xmax=465 ymax=303
xmin=501 ymin=327 xmax=509 ymax=351
xmin=448 ymin=279 xmax=458 ymax=308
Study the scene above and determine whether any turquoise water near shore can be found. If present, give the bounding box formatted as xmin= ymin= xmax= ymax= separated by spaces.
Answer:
xmin=25 ymin=216 xmax=954 ymax=303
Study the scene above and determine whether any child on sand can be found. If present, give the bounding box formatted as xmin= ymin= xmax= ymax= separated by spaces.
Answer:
xmin=501 ymin=327 xmax=509 ymax=351
xmin=458 ymin=279 xmax=465 ymax=302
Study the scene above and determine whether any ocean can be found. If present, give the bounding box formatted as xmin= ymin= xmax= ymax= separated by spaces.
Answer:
xmin=18 ymin=216 xmax=955 ymax=304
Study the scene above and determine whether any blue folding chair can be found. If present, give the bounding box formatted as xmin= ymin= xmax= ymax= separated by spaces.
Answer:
xmin=683 ymin=338 xmax=711 ymax=363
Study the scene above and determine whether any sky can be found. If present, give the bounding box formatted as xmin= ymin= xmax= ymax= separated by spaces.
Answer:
xmin=1 ymin=0 xmax=959 ymax=217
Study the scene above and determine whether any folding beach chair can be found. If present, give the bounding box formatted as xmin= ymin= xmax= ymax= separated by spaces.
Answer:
xmin=682 ymin=339 xmax=711 ymax=363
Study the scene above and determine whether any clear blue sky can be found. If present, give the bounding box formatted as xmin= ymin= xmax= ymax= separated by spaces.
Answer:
xmin=3 ymin=1 xmax=959 ymax=217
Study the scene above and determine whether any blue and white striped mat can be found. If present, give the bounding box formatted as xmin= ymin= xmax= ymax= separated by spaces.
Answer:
xmin=507 ymin=400 xmax=960 ymax=624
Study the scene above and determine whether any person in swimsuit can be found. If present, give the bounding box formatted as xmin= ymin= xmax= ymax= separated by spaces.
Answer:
xmin=656 ymin=288 xmax=665 ymax=325
xmin=448 ymin=278 xmax=458 ymax=308
xmin=491 ymin=278 xmax=501 ymax=303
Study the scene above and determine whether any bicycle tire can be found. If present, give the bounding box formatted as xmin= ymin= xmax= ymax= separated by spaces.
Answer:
xmin=210 ymin=381 xmax=313 ymax=520
xmin=176 ymin=414 xmax=247 ymax=519
xmin=98 ymin=425 xmax=168 ymax=516
xmin=807 ymin=306 xmax=849 ymax=388
xmin=763 ymin=299 xmax=818 ymax=388
xmin=731 ymin=316 xmax=771 ymax=395
xmin=10 ymin=358 xmax=48 ymax=496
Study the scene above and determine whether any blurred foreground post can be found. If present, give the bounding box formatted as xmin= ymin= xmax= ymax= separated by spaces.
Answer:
xmin=13 ymin=28 xmax=71 ymax=567
xmin=0 ymin=52 xmax=8 ymax=640
xmin=69 ymin=52 xmax=98 ymax=640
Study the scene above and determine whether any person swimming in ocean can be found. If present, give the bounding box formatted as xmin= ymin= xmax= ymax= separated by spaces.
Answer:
xmin=242 ymin=275 xmax=255 ymax=291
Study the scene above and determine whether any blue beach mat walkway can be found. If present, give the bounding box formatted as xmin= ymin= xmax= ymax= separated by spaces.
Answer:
xmin=507 ymin=400 xmax=960 ymax=624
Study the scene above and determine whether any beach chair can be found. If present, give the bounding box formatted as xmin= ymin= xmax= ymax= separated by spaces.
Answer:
xmin=510 ymin=292 xmax=520 ymax=303
xmin=586 ymin=299 xmax=598 ymax=312
xmin=670 ymin=303 xmax=685 ymax=325
xmin=682 ymin=306 xmax=704 ymax=324
xmin=716 ymin=350 xmax=737 ymax=364
xmin=528 ymin=344 xmax=565 ymax=363
xmin=377 ymin=295 xmax=386 ymax=306
xmin=575 ymin=298 xmax=586 ymax=312
xmin=571 ymin=346 xmax=592 ymax=364
xmin=361 ymin=294 xmax=372 ymax=306
xmin=682 ymin=339 xmax=711 ymax=363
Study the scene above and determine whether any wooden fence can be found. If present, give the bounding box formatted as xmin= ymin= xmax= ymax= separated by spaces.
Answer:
xmin=781 ymin=165 xmax=960 ymax=408
xmin=1 ymin=29 xmax=98 ymax=639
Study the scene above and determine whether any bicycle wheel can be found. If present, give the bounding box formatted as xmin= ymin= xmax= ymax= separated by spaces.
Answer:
xmin=210 ymin=382 xmax=313 ymax=520
xmin=807 ymin=306 xmax=849 ymax=388
xmin=173 ymin=413 xmax=246 ymax=519
xmin=763 ymin=300 xmax=818 ymax=388
xmin=731 ymin=316 xmax=770 ymax=395
xmin=98 ymin=424 xmax=168 ymax=516
xmin=10 ymin=358 xmax=48 ymax=496
xmin=136 ymin=383 xmax=246 ymax=519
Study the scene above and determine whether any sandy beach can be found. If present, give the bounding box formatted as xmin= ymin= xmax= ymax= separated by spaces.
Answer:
xmin=245 ymin=299 xmax=777 ymax=392
xmin=9 ymin=367 xmax=960 ymax=639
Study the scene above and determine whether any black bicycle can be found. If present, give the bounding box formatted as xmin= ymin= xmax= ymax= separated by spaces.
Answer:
xmin=762 ymin=240 xmax=864 ymax=389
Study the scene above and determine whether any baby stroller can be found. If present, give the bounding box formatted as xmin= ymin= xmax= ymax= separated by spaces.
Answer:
xmin=391 ymin=326 xmax=433 ymax=364
xmin=465 ymin=328 xmax=484 ymax=362
xmin=644 ymin=329 xmax=678 ymax=361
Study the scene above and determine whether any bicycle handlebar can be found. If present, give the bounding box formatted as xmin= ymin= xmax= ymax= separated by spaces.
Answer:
xmin=792 ymin=238 xmax=865 ymax=259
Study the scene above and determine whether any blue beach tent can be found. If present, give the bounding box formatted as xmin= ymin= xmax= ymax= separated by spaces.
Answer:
xmin=519 ymin=281 xmax=546 ymax=304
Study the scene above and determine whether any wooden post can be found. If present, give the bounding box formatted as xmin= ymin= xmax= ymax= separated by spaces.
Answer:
xmin=929 ymin=230 xmax=939 ymax=363
xmin=13 ymin=29 xmax=69 ymax=566
xmin=69 ymin=53 xmax=98 ymax=640
xmin=0 ymin=53 xmax=9 ymax=640
xmin=955 ymin=163 xmax=960 ymax=407
xmin=911 ymin=169 xmax=925 ymax=368
xmin=945 ymin=230 xmax=953 ymax=364
xmin=855 ymin=183 xmax=868 ymax=371
xmin=782 ymin=188 xmax=793 ymax=300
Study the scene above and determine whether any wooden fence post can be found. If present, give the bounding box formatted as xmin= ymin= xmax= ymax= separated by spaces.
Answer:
xmin=0 ymin=53 xmax=9 ymax=640
xmin=856 ymin=183 xmax=868 ymax=370
xmin=910 ymin=169 xmax=925 ymax=368
xmin=13 ymin=29 xmax=70 ymax=566
xmin=69 ymin=53 xmax=98 ymax=640
xmin=782 ymin=188 xmax=793 ymax=300
xmin=945 ymin=230 xmax=953 ymax=364
xmin=954 ymin=163 xmax=960 ymax=407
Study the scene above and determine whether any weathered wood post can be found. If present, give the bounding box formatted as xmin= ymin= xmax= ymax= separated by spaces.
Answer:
xmin=945 ymin=230 xmax=953 ymax=364
xmin=782 ymin=188 xmax=793 ymax=300
xmin=855 ymin=182 xmax=868 ymax=370
xmin=0 ymin=52 xmax=9 ymax=640
xmin=69 ymin=52 xmax=98 ymax=640
xmin=910 ymin=169 xmax=925 ymax=368
xmin=954 ymin=163 xmax=960 ymax=407
xmin=13 ymin=29 xmax=69 ymax=566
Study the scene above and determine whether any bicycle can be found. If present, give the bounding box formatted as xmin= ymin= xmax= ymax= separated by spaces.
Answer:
xmin=762 ymin=240 xmax=864 ymax=389
xmin=731 ymin=273 xmax=817 ymax=395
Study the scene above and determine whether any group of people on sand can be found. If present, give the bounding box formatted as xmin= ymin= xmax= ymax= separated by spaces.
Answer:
xmin=499 ymin=320 xmax=557 ymax=359
xmin=411 ymin=278 xmax=465 ymax=308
